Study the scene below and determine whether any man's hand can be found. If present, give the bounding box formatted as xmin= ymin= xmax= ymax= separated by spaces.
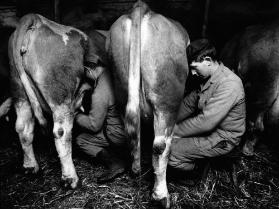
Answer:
xmin=85 ymin=66 xmax=104 ymax=82
xmin=0 ymin=98 xmax=12 ymax=118
xmin=74 ymin=107 xmax=84 ymax=118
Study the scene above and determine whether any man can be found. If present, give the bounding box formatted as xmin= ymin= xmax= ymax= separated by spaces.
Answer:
xmin=74 ymin=63 xmax=129 ymax=184
xmin=168 ymin=39 xmax=246 ymax=182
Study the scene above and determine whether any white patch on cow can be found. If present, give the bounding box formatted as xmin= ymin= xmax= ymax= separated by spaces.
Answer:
xmin=52 ymin=103 xmax=78 ymax=188
xmin=125 ymin=18 xmax=132 ymax=45
xmin=125 ymin=17 xmax=140 ymax=114
xmin=152 ymin=134 xmax=172 ymax=207
xmin=52 ymin=104 xmax=73 ymax=157
xmin=141 ymin=14 xmax=150 ymax=50
xmin=15 ymin=101 xmax=39 ymax=172
xmin=37 ymin=15 xmax=87 ymax=46
xmin=126 ymin=85 xmax=139 ymax=114
xmin=62 ymin=34 xmax=69 ymax=45
xmin=21 ymin=120 xmax=37 ymax=168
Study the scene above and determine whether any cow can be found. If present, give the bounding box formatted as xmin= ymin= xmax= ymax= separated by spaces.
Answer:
xmin=8 ymin=13 xmax=106 ymax=189
xmin=220 ymin=20 xmax=279 ymax=156
xmin=106 ymin=1 xmax=189 ymax=208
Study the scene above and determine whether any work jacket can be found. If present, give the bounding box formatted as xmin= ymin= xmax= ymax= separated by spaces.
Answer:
xmin=75 ymin=68 xmax=125 ymax=142
xmin=174 ymin=63 xmax=246 ymax=145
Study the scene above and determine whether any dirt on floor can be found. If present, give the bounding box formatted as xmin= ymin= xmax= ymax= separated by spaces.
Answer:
xmin=1 ymin=132 xmax=279 ymax=209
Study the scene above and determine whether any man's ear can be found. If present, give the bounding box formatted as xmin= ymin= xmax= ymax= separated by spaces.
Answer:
xmin=202 ymin=56 xmax=212 ymax=66
xmin=203 ymin=56 xmax=212 ymax=62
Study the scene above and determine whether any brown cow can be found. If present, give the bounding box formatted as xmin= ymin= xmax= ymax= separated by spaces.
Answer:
xmin=8 ymin=14 xmax=106 ymax=188
xmin=106 ymin=1 xmax=189 ymax=208
xmin=220 ymin=20 xmax=279 ymax=155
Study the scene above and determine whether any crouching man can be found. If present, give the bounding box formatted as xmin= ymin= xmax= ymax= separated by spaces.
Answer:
xmin=168 ymin=39 xmax=246 ymax=184
xmin=74 ymin=54 xmax=129 ymax=183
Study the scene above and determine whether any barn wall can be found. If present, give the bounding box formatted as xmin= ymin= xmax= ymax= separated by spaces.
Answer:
xmin=59 ymin=0 xmax=279 ymax=50
xmin=60 ymin=0 xmax=204 ymax=40
xmin=1 ymin=0 xmax=279 ymax=50
xmin=208 ymin=0 xmax=279 ymax=50
xmin=15 ymin=0 xmax=55 ymax=19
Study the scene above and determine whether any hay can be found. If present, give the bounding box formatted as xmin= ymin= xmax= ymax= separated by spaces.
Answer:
xmin=1 ymin=140 xmax=279 ymax=208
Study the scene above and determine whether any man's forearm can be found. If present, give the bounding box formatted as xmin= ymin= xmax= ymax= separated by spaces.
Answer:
xmin=75 ymin=113 xmax=102 ymax=133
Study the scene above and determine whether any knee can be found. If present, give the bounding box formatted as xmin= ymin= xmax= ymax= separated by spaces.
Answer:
xmin=168 ymin=139 xmax=183 ymax=165
xmin=75 ymin=135 xmax=87 ymax=148
xmin=168 ymin=152 xmax=182 ymax=168
xmin=168 ymin=156 xmax=195 ymax=171
xmin=168 ymin=148 xmax=195 ymax=171
xmin=108 ymin=134 xmax=128 ymax=148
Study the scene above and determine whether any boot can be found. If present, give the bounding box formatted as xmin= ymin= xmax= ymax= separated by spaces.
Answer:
xmin=167 ymin=161 xmax=210 ymax=187
xmin=96 ymin=148 xmax=126 ymax=183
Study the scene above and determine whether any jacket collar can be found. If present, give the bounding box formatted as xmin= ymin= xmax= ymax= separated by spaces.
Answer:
xmin=200 ymin=63 xmax=224 ymax=92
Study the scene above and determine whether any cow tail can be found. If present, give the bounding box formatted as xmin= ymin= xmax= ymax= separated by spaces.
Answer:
xmin=125 ymin=5 xmax=142 ymax=165
xmin=11 ymin=14 xmax=47 ymax=127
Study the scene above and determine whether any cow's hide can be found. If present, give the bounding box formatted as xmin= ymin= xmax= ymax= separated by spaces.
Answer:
xmin=220 ymin=20 xmax=279 ymax=155
xmin=106 ymin=1 xmax=189 ymax=208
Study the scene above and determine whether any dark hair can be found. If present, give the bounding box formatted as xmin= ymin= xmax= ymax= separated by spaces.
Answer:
xmin=187 ymin=39 xmax=217 ymax=63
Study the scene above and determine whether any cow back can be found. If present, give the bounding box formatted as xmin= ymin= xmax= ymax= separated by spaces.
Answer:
xmin=108 ymin=5 xmax=189 ymax=119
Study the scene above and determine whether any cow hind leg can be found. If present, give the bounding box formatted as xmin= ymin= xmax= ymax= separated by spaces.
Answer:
xmin=15 ymin=100 xmax=39 ymax=174
xmin=52 ymin=106 xmax=78 ymax=189
xmin=151 ymin=112 xmax=173 ymax=209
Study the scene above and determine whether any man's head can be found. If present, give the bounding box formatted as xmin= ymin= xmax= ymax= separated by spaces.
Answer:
xmin=187 ymin=39 xmax=217 ymax=79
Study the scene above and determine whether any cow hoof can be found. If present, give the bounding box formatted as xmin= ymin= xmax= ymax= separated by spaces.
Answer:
xmin=131 ymin=163 xmax=141 ymax=176
xmin=131 ymin=168 xmax=141 ymax=177
xmin=61 ymin=177 xmax=79 ymax=189
xmin=242 ymin=143 xmax=254 ymax=156
xmin=22 ymin=166 xmax=39 ymax=175
xmin=151 ymin=193 xmax=171 ymax=209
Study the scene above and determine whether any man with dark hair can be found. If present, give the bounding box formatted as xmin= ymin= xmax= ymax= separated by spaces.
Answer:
xmin=168 ymin=39 xmax=246 ymax=182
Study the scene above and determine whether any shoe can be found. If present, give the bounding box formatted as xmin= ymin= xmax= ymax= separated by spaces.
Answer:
xmin=167 ymin=167 xmax=199 ymax=187
xmin=96 ymin=148 xmax=126 ymax=183
xmin=97 ymin=166 xmax=125 ymax=184
xmin=167 ymin=161 xmax=210 ymax=187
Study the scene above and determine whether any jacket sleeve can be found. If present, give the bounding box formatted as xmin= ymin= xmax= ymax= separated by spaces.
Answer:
xmin=176 ymin=89 xmax=199 ymax=123
xmin=75 ymin=80 xmax=109 ymax=133
xmin=174 ymin=80 xmax=240 ymax=137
